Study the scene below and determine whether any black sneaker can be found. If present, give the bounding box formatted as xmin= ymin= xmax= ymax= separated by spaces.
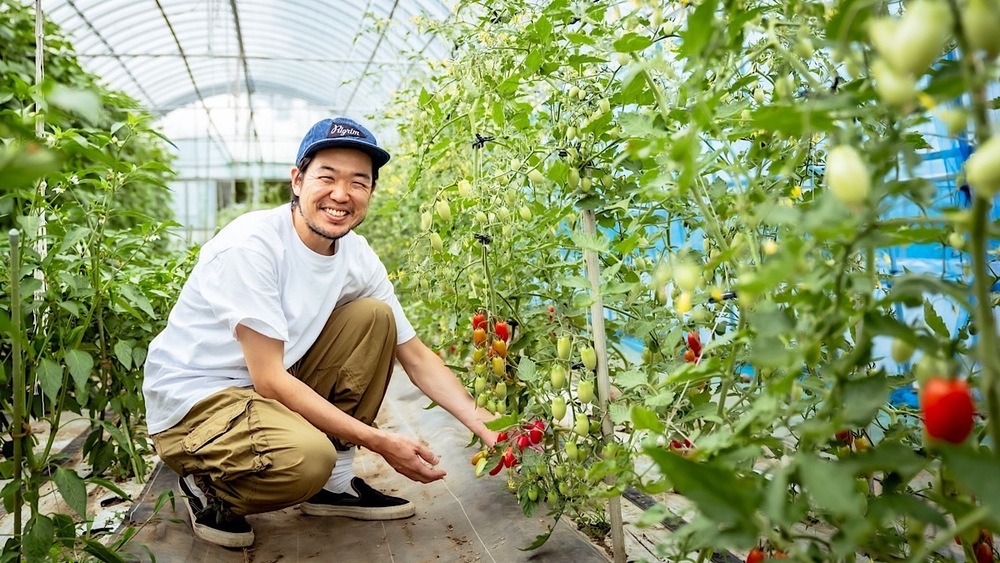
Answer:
xmin=300 ymin=477 xmax=415 ymax=520
xmin=176 ymin=476 xmax=254 ymax=548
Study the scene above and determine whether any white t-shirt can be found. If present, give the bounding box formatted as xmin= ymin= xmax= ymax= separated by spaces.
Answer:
xmin=142 ymin=203 xmax=416 ymax=435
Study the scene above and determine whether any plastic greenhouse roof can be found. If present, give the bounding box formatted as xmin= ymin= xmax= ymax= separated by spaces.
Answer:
xmin=45 ymin=0 xmax=451 ymax=114
xmin=44 ymin=0 xmax=452 ymax=148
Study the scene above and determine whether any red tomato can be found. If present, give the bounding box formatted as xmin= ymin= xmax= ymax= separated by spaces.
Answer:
xmin=473 ymin=312 xmax=487 ymax=330
xmin=683 ymin=348 xmax=697 ymax=363
xmin=746 ymin=548 xmax=765 ymax=563
xmin=502 ymin=446 xmax=517 ymax=467
xmin=920 ymin=377 xmax=975 ymax=444
xmin=495 ymin=320 xmax=510 ymax=342
xmin=975 ymin=541 xmax=994 ymax=563
xmin=687 ymin=331 xmax=702 ymax=355
xmin=516 ymin=434 xmax=531 ymax=451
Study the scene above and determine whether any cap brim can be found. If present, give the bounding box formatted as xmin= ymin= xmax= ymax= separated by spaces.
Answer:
xmin=302 ymin=139 xmax=391 ymax=169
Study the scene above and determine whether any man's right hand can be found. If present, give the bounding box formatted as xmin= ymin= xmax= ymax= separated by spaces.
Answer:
xmin=373 ymin=431 xmax=447 ymax=483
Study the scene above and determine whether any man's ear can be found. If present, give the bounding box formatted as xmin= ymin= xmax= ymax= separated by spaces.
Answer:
xmin=290 ymin=167 xmax=303 ymax=197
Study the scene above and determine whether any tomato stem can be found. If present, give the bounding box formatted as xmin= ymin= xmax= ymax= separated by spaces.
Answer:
xmin=906 ymin=506 xmax=989 ymax=563
xmin=947 ymin=0 xmax=1000 ymax=449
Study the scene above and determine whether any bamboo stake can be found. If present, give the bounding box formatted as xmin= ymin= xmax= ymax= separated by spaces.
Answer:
xmin=580 ymin=209 xmax=626 ymax=563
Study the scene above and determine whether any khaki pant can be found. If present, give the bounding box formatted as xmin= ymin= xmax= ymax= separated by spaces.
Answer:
xmin=151 ymin=298 xmax=397 ymax=516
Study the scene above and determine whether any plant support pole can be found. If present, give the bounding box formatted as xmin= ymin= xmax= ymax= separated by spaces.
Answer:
xmin=34 ymin=0 xmax=48 ymax=291
xmin=581 ymin=209 xmax=625 ymax=563
xmin=9 ymin=229 xmax=24 ymax=547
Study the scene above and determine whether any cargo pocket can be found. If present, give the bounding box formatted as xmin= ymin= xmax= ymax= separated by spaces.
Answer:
xmin=182 ymin=395 xmax=270 ymax=481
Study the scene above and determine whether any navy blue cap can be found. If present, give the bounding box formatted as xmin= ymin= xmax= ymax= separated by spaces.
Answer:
xmin=295 ymin=117 xmax=391 ymax=170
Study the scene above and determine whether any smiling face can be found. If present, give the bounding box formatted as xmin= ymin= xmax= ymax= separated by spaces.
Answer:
xmin=290 ymin=147 xmax=375 ymax=255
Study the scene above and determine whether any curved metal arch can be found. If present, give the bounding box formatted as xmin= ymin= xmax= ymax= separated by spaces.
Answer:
xmin=45 ymin=0 xmax=457 ymax=137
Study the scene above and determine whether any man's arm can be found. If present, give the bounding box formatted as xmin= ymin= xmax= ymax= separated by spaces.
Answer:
xmin=235 ymin=324 xmax=446 ymax=483
xmin=395 ymin=336 xmax=499 ymax=447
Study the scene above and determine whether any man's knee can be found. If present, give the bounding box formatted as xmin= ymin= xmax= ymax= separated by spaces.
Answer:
xmin=348 ymin=298 xmax=395 ymax=332
xmin=269 ymin=427 xmax=337 ymax=501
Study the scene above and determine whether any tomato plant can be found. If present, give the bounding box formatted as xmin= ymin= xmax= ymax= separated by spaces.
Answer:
xmin=367 ymin=0 xmax=1000 ymax=559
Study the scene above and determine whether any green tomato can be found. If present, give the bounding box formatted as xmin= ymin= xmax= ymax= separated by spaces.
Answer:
xmin=574 ymin=413 xmax=590 ymax=435
xmin=435 ymin=199 xmax=452 ymax=222
xmin=551 ymin=396 xmax=567 ymax=420
xmin=550 ymin=365 xmax=567 ymax=389
xmin=580 ymin=346 xmax=597 ymax=371
xmin=565 ymin=440 xmax=578 ymax=461
xmin=474 ymin=376 xmax=487 ymax=394
xmin=527 ymin=486 xmax=539 ymax=502
xmin=557 ymin=336 xmax=572 ymax=360
xmin=825 ymin=145 xmax=871 ymax=205
xmin=429 ymin=233 xmax=444 ymax=252
xmin=966 ymin=134 xmax=1000 ymax=198
xmin=890 ymin=338 xmax=915 ymax=364
xmin=577 ymin=379 xmax=595 ymax=404
xmin=528 ymin=168 xmax=545 ymax=185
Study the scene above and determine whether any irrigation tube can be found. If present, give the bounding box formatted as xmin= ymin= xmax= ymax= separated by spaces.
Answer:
xmin=581 ymin=209 xmax=626 ymax=563
xmin=9 ymin=229 xmax=24 ymax=547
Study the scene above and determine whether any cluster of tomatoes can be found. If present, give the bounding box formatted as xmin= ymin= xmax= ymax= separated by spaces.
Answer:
xmin=470 ymin=420 xmax=547 ymax=476
xmin=682 ymin=330 xmax=702 ymax=363
xmin=746 ymin=546 xmax=787 ymax=562
xmin=470 ymin=311 xmax=513 ymax=413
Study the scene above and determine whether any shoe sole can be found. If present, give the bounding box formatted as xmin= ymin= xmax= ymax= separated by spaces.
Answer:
xmin=299 ymin=500 xmax=416 ymax=520
xmin=176 ymin=481 xmax=255 ymax=548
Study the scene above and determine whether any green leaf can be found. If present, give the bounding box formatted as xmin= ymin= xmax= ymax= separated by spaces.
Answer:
xmin=64 ymin=349 xmax=94 ymax=392
xmin=941 ymin=447 xmax=1000 ymax=522
xmin=518 ymin=511 xmax=561 ymax=550
xmin=516 ymin=356 xmax=537 ymax=382
xmin=81 ymin=537 xmax=127 ymax=563
xmin=57 ymin=225 xmax=92 ymax=255
xmin=610 ymin=403 xmax=631 ymax=425
xmin=887 ymin=275 xmax=972 ymax=311
xmin=922 ymin=300 xmax=949 ymax=338
xmin=113 ymin=339 xmax=133 ymax=369
xmin=840 ymin=373 xmax=890 ymax=426
xmin=630 ymin=405 xmax=664 ymax=433
xmin=764 ymin=463 xmax=792 ymax=524
xmin=637 ymin=503 xmax=672 ymax=527
xmin=870 ymin=493 xmax=947 ymax=528
xmin=645 ymin=448 xmax=759 ymax=529
xmin=824 ymin=0 xmax=874 ymax=44
xmin=614 ymin=370 xmax=648 ymax=390
xmin=54 ymin=466 xmax=88 ymax=518
xmin=839 ymin=442 xmax=928 ymax=481
xmin=38 ymin=358 xmax=63 ymax=402
xmin=613 ymin=33 xmax=653 ymax=53
xmin=570 ymin=230 xmax=611 ymax=253
xmin=678 ymin=0 xmax=717 ymax=58
xmin=797 ymin=454 xmax=865 ymax=516
xmin=88 ymin=476 xmax=130 ymax=500
xmin=485 ymin=414 xmax=519 ymax=432
xmin=119 ymin=283 xmax=157 ymax=317
xmin=24 ymin=514 xmax=54 ymax=562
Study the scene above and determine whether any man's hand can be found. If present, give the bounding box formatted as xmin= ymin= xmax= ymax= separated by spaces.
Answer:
xmin=373 ymin=432 xmax=447 ymax=483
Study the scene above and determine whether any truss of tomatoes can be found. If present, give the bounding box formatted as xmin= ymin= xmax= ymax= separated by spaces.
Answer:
xmin=470 ymin=420 xmax=546 ymax=476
